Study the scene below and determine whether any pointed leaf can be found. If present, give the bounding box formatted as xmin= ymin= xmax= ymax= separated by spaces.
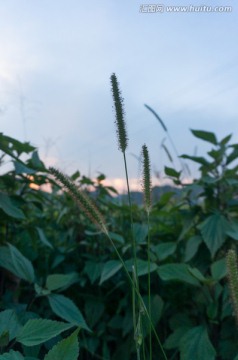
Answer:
xmin=191 ymin=129 xmax=217 ymax=145
xmin=0 ymin=245 xmax=35 ymax=283
xmin=84 ymin=261 xmax=102 ymax=284
xmin=46 ymin=273 xmax=79 ymax=291
xmin=14 ymin=161 xmax=35 ymax=174
xmin=180 ymin=155 xmax=209 ymax=166
xmin=48 ymin=294 xmax=90 ymax=331
xmin=211 ymin=258 xmax=227 ymax=281
xmin=0 ymin=193 xmax=25 ymax=219
xmin=226 ymin=221 xmax=238 ymax=241
xmin=133 ymin=223 xmax=148 ymax=244
xmin=179 ymin=326 xmax=216 ymax=360
xmin=0 ymin=350 xmax=24 ymax=360
xmin=0 ymin=310 xmax=21 ymax=342
xmin=184 ymin=236 xmax=202 ymax=262
xmin=164 ymin=167 xmax=180 ymax=179
xmin=164 ymin=326 xmax=191 ymax=349
xmin=198 ymin=213 xmax=229 ymax=257
xmin=126 ymin=258 xmax=157 ymax=276
xmin=16 ymin=319 xmax=74 ymax=346
xmin=152 ymin=242 xmax=176 ymax=261
xmin=36 ymin=228 xmax=53 ymax=249
xmin=99 ymin=260 xmax=122 ymax=284
xmin=158 ymin=263 xmax=201 ymax=286
xmin=108 ymin=232 xmax=124 ymax=244
xmin=44 ymin=329 xmax=79 ymax=360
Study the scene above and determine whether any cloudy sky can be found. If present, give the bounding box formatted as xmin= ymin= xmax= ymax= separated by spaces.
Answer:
xmin=0 ymin=0 xmax=237 ymax=191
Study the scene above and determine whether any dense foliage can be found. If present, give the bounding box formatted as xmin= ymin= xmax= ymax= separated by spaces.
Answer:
xmin=1 ymin=129 xmax=238 ymax=359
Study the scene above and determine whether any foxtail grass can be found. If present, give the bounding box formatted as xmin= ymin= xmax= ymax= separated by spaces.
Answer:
xmin=141 ymin=144 xmax=152 ymax=360
xmin=226 ymin=249 xmax=238 ymax=323
xmin=110 ymin=73 xmax=141 ymax=355
xmin=49 ymin=166 xmax=167 ymax=360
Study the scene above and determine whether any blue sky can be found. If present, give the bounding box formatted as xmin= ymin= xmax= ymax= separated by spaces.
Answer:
xmin=0 ymin=0 xmax=237 ymax=190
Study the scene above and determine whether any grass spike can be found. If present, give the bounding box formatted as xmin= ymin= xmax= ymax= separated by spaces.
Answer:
xmin=49 ymin=167 xmax=108 ymax=235
xmin=226 ymin=249 xmax=238 ymax=323
xmin=110 ymin=73 xmax=128 ymax=153
xmin=141 ymin=144 xmax=152 ymax=214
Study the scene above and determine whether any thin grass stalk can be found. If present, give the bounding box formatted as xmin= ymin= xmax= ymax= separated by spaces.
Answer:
xmin=123 ymin=130 xmax=141 ymax=360
xmin=106 ymin=233 xmax=167 ymax=360
xmin=147 ymin=213 xmax=152 ymax=360
xmin=144 ymin=103 xmax=189 ymax=176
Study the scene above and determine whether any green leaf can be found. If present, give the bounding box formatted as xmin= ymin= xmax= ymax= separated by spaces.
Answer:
xmin=108 ymin=232 xmax=124 ymax=244
xmin=83 ymin=261 xmax=102 ymax=284
xmin=152 ymin=242 xmax=176 ymax=261
xmin=226 ymin=148 xmax=238 ymax=165
xmin=188 ymin=267 xmax=206 ymax=282
xmin=0 ymin=310 xmax=21 ymax=342
xmin=85 ymin=300 xmax=104 ymax=328
xmin=179 ymin=326 xmax=216 ymax=360
xmin=48 ymin=294 xmax=90 ymax=331
xmin=184 ymin=236 xmax=203 ymax=262
xmin=0 ymin=350 xmax=24 ymax=360
xmin=0 ymin=133 xmax=35 ymax=157
xmin=226 ymin=221 xmax=238 ymax=241
xmin=211 ymin=258 xmax=227 ymax=281
xmin=46 ymin=273 xmax=79 ymax=291
xmin=34 ymin=284 xmax=51 ymax=296
xmin=29 ymin=151 xmax=45 ymax=170
xmin=22 ymin=343 xmax=41 ymax=359
xmin=191 ymin=129 xmax=217 ymax=145
xmin=0 ymin=244 xmax=35 ymax=283
xmin=99 ymin=260 xmax=122 ymax=284
xmin=0 ymin=331 xmax=9 ymax=347
xmin=133 ymin=223 xmax=148 ymax=244
xmin=157 ymin=263 xmax=201 ymax=286
xmin=198 ymin=213 xmax=229 ymax=257
xmin=44 ymin=329 xmax=79 ymax=360
xmin=220 ymin=134 xmax=232 ymax=145
xmin=36 ymin=228 xmax=53 ymax=249
xmin=164 ymin=166 xmax=180 ymax=178
xmin=0 ymin=193 xmax=25 ymax=219
xmin=180 ymin=154 xmax=210 ymax=166
xmin=142 ymin=295 xmax=164 ymax=335
xmin=16 ymin=319 xmax=74 ymax=346
xmin=164 ymin=326 xmax=191 ymax=349
xmin=126 ymin=258 xmax=157 ymax=276
xmin=14 ymin=161 xmax=35 ymax=174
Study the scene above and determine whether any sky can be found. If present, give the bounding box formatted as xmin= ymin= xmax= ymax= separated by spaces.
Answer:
xmin=0 ymin=0 xmax=237 ymax=191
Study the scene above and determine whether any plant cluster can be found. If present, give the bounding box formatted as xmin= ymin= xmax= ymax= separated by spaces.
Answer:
xmin=1 ymin=77 xmax=238 ymax=359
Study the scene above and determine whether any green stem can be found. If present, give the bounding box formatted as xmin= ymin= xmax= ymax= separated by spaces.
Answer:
xmin=106 ymin=233 xmax=168 ymax=360
xmin=123 ymin=151 xmax=140 ymax=342
xmin=123 ymin=152 xmax=138 ymax=277
xmin=147 ymin=212 xmax=152 ymax=360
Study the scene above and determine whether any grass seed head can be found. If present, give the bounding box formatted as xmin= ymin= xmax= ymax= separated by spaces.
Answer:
xmin=226 ymin=249 xmax=238 ymax=323
xmin=49 ymin=167 xmax=108 ymax=235
xmin=141 ymin=144 xmax=152 ymax=213
xmin=110 ymin=73 xmax=128 ymax=153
